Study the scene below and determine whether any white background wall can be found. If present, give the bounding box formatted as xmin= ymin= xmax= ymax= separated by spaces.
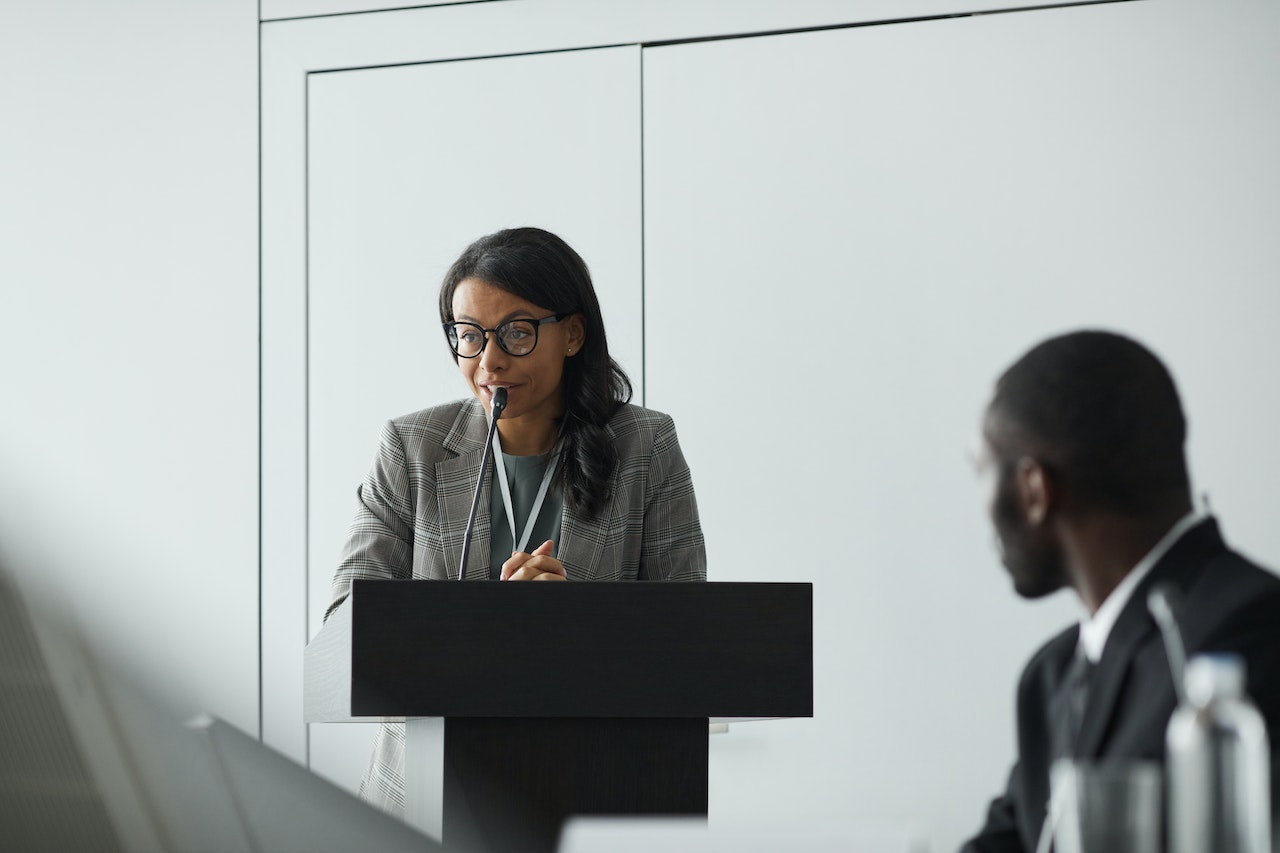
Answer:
xmin=265 ymin=1 xmax=1280 ymax=850
xmin=641 ymin=3 xmax=1280 ymax=844
xmin=3 ymin=1 xmax=1279 ymax=852
xmin=304 ymin=44 xmax=646 ymax=786
xmin=0 ymin=1 xmax=259 ymax=732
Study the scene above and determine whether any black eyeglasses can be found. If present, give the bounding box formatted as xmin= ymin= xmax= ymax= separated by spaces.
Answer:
xmin=443 ymin=313 xmax=570 ymax=358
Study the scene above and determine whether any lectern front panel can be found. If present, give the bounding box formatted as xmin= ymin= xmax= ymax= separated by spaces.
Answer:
xmin=348 ymin=581 xmax=812 ymax=720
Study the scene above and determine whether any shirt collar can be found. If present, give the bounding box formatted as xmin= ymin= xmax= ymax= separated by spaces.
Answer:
xmin=1077 ymin=510 xmax=1205 ymax=663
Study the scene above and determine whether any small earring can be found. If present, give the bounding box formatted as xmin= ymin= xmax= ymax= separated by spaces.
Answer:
xmin=567 ymin=347 xmax=573 ymax=354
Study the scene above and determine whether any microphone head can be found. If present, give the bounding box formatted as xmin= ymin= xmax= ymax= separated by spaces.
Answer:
xmin=490 ymin=386 xmax=508 ymax=417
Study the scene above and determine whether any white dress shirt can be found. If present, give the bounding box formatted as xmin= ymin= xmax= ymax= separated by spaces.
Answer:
xmin=1077 ymin=511 xmax=1205 ymax=664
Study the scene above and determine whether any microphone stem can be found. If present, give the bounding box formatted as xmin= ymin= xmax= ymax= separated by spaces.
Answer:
xmin=1148 ymin=585 xmax=1189 ymax=704
xmin=457 ymin=396 xmax=504 ymax=580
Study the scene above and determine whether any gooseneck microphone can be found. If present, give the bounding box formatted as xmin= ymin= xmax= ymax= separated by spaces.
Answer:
xmin=1147 ymin=582 xmax=1189 ymax=704
xmin=457 ymin=387 xmax=507 ymax=580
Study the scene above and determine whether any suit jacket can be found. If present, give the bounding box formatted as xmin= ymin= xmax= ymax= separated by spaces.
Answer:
xmin=961 ymin=519 xmax=1280 ymax=853
xmin=325 ymin=398 xmax=707 ymax=814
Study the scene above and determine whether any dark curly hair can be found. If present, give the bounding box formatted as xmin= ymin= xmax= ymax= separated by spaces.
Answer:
xmin=438 ymin=227 xmax=632 ymax=518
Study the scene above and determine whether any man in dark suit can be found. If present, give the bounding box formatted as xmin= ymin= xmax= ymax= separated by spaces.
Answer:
xmin=961 ymin=330 xmax=1280 ymax=853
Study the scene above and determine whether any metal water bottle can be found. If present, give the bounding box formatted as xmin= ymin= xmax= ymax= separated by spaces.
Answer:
xmin=1167 ymin=653 xmax=1271 ymax=853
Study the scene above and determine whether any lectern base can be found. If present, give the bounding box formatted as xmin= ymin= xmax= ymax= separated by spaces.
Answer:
xmin=432 ymin=717 xmax=708 ymax=853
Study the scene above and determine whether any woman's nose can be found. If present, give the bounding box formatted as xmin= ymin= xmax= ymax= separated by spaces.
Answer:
xmin=478 ymin=332 xmax=508 ymax=371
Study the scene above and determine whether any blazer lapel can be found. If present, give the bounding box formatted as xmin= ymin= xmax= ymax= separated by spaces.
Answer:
xmin=558 ymin=438 xmax=637 ymax=580
xmin=436 ymin=401 xmax=493 ymax=581
xmin=1075 ymin=518 xmax=1225 ymax=756
xmin=559 ymin=499 xmax=608 ymax=581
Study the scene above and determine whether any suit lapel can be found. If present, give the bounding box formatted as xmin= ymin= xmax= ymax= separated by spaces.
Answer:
xmin=1075 ymin=519 xmax=1225 ymax=756
xmin=558 ymin=429 xmax=636 ymax=580
xmin=435 ymin=401 xmax=493 ymax=581
xmin=432 ymin=400 xmax=629 ymax=581
xmin=1075 ymin=603 xmax=1156 ymax=756
xmin=559 ymin=497 xmax=609 ymax=580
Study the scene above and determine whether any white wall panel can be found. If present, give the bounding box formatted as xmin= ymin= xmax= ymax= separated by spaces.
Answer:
xmin=261 ymin=0 xmax=493 ymax=23
xmin=264 ymin=0 xmax=1280 ymax=844
xmin=303 ymin=46 xmax=642 ymax=792
xmin=0 ymin=1 xmax=259 ymax=732
xmin=259 ymin=0 xmax=1118 ymax=74
xmin=642 ymin=1 xmax=1280 ymax=849
xmin=259 ymin=0 xmax=1152 ymax=775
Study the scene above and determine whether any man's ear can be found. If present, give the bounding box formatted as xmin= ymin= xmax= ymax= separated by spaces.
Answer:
xmin=1015 ymin=457 xmax=1054 ymax=527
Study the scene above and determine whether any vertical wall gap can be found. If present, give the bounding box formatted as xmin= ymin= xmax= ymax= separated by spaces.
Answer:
xmin=638 ymin=45 xmax=647 ymax=406
xmin=303 ymin=69 xmax=313 ymax=770
xmin=256 ymin=17 xmax=266 ymax=745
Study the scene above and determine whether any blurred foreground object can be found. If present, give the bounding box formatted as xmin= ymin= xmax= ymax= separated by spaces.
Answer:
xmin=0 ymin=564 xmax=437 ymax=853
xmin=1047 ymin=760 xmax=1160 ymax=853
xmin=1168 ymin=654 xmax=1271 ymax=853
xmin=558 ymin=816 xmax=928 ymax=853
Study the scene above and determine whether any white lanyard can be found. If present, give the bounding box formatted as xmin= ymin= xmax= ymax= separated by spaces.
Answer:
xmin=491 ymin=430 xmax=560 ymax=555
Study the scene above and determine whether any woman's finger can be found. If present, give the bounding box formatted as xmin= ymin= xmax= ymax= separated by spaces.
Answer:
xmin=520 ymin=555 xmax=566 ymax=578
xmin=500 ymin=550 xmax=528 ymax=581
xmin=505 ymin=556 xmax=567 ymax=581
xmin=502 ymin=541 xmax=563 ymax=580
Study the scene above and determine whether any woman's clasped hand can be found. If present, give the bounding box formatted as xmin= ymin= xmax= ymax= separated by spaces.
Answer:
xmin=500 ymin=539 xmax=567 ymax=581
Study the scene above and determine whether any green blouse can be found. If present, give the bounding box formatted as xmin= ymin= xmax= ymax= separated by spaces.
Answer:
xmin=488 ymin=451 xmax=565 ymax=580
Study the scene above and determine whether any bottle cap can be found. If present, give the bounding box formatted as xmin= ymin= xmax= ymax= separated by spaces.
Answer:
xmin=1184 ymin=653 xmax=1245 ymax=706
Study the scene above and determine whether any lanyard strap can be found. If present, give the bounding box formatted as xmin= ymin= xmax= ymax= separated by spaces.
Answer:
xmin=491 ymin=430 xmax=560 ymax=555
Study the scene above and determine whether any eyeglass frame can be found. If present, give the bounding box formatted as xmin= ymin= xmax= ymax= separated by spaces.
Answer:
xmin=442 ymin=312 xmax=572 ymax=358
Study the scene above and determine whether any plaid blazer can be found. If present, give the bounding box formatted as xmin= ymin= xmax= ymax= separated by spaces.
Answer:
xmin=325 ymin=398 xmax=707 ymax=814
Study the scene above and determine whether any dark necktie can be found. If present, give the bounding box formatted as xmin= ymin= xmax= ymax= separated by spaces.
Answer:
xmin=1052 ymin=648 xmax=1096 ymax=759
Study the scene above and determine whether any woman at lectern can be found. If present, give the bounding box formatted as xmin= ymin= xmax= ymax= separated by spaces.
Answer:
xmin=326 ymin=226 xmax=707 ymax=815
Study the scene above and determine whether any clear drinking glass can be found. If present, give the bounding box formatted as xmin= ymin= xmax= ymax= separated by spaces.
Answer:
xmin=1049 ymin=760 xmax=1162 ymax=853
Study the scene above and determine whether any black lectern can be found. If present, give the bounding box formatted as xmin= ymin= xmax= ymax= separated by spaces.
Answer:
xmin=305 ymin=581 xmax=812 ymax=853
